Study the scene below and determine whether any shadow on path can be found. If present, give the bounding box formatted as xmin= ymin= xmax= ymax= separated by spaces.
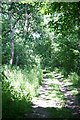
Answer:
xmin=25 ymin=70 xmax=80 ymax=118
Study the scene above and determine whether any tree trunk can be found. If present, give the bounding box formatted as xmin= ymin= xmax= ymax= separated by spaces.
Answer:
xmin=24 ymin=5 xmax=29 ymax=33
xmin=24 ymin=4 xmax=30 ymax=44
xmin=24 ymin=10 xmax=29 ymax=33
xmin=9 ymin=12 xmax=14 ymax=65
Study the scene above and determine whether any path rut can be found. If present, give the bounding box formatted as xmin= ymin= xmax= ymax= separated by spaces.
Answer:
xmin=25 ymin=71 xmax=80 ymax=118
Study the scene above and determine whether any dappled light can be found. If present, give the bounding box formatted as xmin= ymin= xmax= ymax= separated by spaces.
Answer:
xmin=26 ymin=71 xmax=80 ymax=118
xmin=1 ymin=2 xmax=80 ymax=119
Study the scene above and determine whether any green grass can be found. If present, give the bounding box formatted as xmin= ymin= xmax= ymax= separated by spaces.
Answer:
xmin=2 ymin=65 xmax=43 ymax=118
xmin=44 ymin=68 xmax=80 ymax=111
xmin=2 ymin=66 xmax=80 ymax=118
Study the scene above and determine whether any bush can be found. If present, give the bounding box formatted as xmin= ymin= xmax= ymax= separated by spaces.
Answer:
xmin=68 ymin=72 xmax=79 ymax=85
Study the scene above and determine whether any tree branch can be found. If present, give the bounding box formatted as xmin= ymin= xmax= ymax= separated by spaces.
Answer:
xmin=2 ymin=17 xmax=20 ymax=36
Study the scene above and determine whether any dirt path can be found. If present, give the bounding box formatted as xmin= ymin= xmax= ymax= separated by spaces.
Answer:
xmin=53 ymin=71 xmax=80 ymax=117
xmin=25 ymin=71 xmax=80 ymax=118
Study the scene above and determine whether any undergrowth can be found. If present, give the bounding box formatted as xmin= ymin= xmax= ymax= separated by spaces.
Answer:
xmin=2 ymin=65 xmax=43 ymax=119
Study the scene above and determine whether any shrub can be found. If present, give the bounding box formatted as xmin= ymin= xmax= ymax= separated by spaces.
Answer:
xmin=68 ymin=72 xmax=79 ymax=85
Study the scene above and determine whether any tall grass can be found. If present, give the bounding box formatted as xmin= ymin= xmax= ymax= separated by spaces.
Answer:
xmin=2 ymin=65 xmax=43 ymax=118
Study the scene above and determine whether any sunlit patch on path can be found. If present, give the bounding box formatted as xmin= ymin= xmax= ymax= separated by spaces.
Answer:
xmin=25 ymin=70 xmax=80 ymax=118
xmin=53 ymin=72 xmax=80 ymax=117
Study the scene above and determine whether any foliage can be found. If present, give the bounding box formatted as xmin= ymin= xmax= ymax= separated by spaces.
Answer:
xmin=2 ymin=65 xmax=43 ymax=118
xmin=1 ymin=2 xmax=80 ymax=118
xmin=68 ymin=72 xmax=79 ymax=86
xmin=1 ymin=2 xmax=80 ymax=75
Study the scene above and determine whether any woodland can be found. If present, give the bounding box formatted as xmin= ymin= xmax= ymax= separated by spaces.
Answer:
xmin=1 ymin=1 xmax=80 ymax=119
